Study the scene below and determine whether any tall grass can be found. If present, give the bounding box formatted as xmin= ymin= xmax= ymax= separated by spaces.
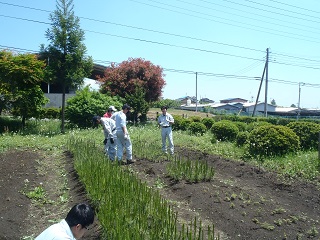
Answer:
xmin=67 ymin=137 xmax=217 ymax=239
xmin=166 ymin=156 xmax=215 ymax=182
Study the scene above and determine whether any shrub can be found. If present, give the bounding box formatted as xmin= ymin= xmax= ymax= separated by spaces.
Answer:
xmin=276 ymin=118 xmax=292 ymax=126
xmin=247 ymin=121 xmax=272 ymax=132
xmin=0 ymin=116 xmax=22 ymax=133
xmin=151 ymin=99 xmax=181 ymax=108
xmin=172 ymin=115 xmax=192 ymax=131
xmin=233 ymin=121 xmax=247 ymax=132
xmin=211 ymin=120 xmax=239 ymax=142
xmin=65 ymin=87 xmax=123 ymax=128
xmin=201 ymin=117 xmax=215 ymax=130
xmin=40 ymin=107 xmax=61 ymax=119
xmin=236 ymin=131 xmax=249 ymax=146
xmin=287 ymin=121 xmax=320 ymax=150
xmin=238 ymin=116 xmax=257 ymax=124
xmin=248 ymin=125 xmax=300 ymax=157
xmin=189 ymin=116 xmax=202 ymax=122
xmin=188 ymin=122 xmax=207 ymax=136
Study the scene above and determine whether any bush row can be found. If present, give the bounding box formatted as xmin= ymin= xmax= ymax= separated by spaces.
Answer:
xmin=172 ymin=114 xmax=320 ymax=157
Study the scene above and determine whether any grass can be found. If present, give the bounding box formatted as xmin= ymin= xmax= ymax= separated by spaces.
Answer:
xmin=67 ymin=137 xmax=217 ymax=239
xmin=1 ymin=116 xmax=320 ymax=239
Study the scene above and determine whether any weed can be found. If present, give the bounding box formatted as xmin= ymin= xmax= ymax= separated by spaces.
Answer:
xmin=274 ymin=219 xmax=283 ymax=226
xmin=153 ymin=177 xmax=167 ymax=189
xmin=290 ymin=215 xmax=299 ymax=223
xmin=306 ymin=225 xmax=319 ymax=237
xmin=271 ymin=207 xmax=286 ymax=215
xmin=260 ymin=221 xmax=275 ymax=231
xmin=25 ymin=185 xmax=47 ymax=202
xmin=252 ymin=218 xmax=259 ymax=224
xmin=230 ymin=193 xmax=237 ymax=201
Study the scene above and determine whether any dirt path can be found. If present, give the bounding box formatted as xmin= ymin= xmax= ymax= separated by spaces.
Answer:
xmin=0 ymin=149 xmax=100 ymax=240
xmin=0 ymin=148 xmax=319 ymax=239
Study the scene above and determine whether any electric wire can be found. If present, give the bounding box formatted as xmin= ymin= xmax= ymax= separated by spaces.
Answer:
xmin=130 ymin=0 xmax=320 ymax=43
xmin=2 ymin=44 xmax=320 ymax=90
xmin=198 ymin=0 xmax=320 ymax=31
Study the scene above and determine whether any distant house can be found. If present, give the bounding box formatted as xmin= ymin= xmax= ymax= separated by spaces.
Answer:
xmin=176 ymin=96 xmax=197 ymax=105
xmin=220 ymin=98 xmax=248 ymax=103
xmin=242 ymin=102 xmax=276 ymax=114
xmin=210 ymin=103 xmax=241 ymax=112
xmin=200 ymin=98 xmax=214 ymax=104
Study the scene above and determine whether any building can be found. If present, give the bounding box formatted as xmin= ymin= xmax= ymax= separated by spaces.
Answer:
xmin=220 ymin=98 xmax=248 ymax=103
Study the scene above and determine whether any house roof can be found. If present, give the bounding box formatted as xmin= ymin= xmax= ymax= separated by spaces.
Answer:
xmin=220 ymin=97 xmax=248 ymax=101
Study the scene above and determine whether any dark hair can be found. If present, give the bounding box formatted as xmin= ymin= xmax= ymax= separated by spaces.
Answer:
xmin=65 ymin=203 xmax=94 ymax=228
xmin=92 ymin=115 xmax=101 ymax=124
xmin=122 ymin=104 xmax=131 ymax=110
xmin=161 ymin=106 xmax=168 ymax=110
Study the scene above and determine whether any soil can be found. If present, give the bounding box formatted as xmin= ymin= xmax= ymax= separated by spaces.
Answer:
xmin=0 ymin=147 xmax=320 ymax=240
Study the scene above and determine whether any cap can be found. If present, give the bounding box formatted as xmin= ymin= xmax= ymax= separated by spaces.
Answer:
xmin=92 ymin=115 xmax=101 ymax=124
xmin=122 ymin=104 xmax=131 ymax=110
xmin=108 ymin=106 xmax=117 ymax=112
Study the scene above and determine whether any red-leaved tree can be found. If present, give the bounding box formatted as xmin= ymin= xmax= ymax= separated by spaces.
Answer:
xmin=97 ymin=58 xmax=166 ymax=102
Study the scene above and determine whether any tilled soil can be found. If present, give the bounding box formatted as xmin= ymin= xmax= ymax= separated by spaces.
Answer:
xmin=0 ymin=148 xmax=319 ymax=240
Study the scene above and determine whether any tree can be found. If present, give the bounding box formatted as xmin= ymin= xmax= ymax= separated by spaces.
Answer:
xmin=65 ymin=86 xmax=123 ymax=128
xmin=0 ymin=50 xmax=48 ymax=126
xmin=40 ymin=0 xmax=93 ymax=133
xmin=125 ymin=85 xmax=149 ymax=122
xmin=270 ymin=99 xmax=276 ymax=106
xmin=290 ymin=104 xmax=296 ymax=107
xmin=98 ymin=58 xmax=166 ymax=103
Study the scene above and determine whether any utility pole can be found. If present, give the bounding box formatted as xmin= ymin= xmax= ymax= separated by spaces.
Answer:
xmin=252 ymin=67 xmax=266 ymax=117
xmin=47 ymin=57 xmax=50 ymax=93
xmin=297 ymin=82 xmax=304 ymax=120
xmin=264 ymin=48 xmax=269 ymax=117
xmin=196 ymin=72 xmax=198 ymax=112
xmin=253 ymin=48 xmax=269 ymax=117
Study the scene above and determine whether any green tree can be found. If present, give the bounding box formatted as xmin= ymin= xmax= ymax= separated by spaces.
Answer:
xmin=40 ymin=0 xmax=93 ymax=133
xmin=270 ymin=99 xmax=276 ymax=106
xmin=0 ymin=50 xmax=48 ymax=126
xmin=151 ymin=99 xmax=181 ymax=109
xmin=125 ymin=85 xmax=149 ymax=122
xmin=65 ymin=86 xmax=123 ymax=128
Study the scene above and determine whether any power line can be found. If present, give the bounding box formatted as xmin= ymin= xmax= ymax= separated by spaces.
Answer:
xmin=198 ymin=0 xmax=320 ymax=32
xmin=268 ymin=0 xmax=320 ymax=15
xmin=2 ymin=44 xmax=320 ymax=90
xmin=0 ymin=2 xmax=319 ymax=70
xmin=243 ymin=0 xmax=320 ymax=21
xmin=170 ymin=0 xmax=320 ymax=36
xmin=130 ymin=0 xmax=320 ymax=43
xmin=223 ymin=0 xmax=320 ymax=24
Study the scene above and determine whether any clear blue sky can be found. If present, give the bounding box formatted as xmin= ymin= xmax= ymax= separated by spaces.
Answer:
xmin=1 ymin=0 xmax=320 ymax=108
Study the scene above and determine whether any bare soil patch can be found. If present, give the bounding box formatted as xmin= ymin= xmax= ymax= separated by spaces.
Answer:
xmin=0 ymin=148 xmax=320 ymax=239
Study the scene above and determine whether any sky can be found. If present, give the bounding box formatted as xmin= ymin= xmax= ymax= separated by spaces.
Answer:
xmin=0 ymin=0 xmax=320 ymax=108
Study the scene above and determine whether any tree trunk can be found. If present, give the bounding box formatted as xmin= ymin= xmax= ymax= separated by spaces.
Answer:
xmin=21 ymin=115 xmax=26 ymax=128
xmin=61 ymin=82 xmax=66 ymax=134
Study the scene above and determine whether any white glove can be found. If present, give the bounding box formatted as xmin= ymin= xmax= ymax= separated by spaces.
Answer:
xmin=124 ymin=133 xmax=129 ymax=140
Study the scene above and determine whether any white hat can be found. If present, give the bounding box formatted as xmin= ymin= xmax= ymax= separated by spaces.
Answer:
xmin=108 ymin=106 xmax=117 ymax=112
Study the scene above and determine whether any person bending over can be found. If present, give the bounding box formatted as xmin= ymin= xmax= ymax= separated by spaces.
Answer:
xmin=35 ymin=203 xmax=94 ymax=240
